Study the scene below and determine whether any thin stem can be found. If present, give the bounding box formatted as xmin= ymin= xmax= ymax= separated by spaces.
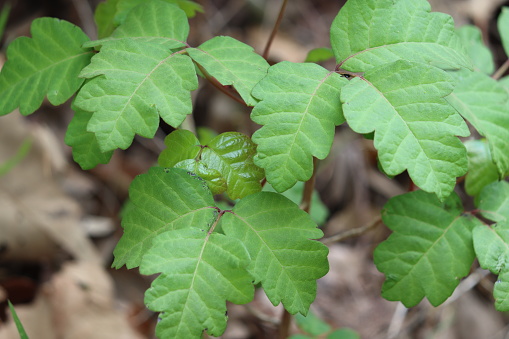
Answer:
xmin=492 ymin=58 xmax=509 ymax=80
xmin=196 ymin=63 xmax=246 ymax=105
xmin=321 ymin=215 xmax=382 ymax=245
xmin=278 ymin=309 xmax=292 ymax=339
xmin=300 ymin=157 xmax=318 ymax=213
xmin=262 ymin=0 xmax=288 ymax=60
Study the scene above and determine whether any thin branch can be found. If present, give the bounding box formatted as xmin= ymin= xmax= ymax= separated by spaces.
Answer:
xmin=278 ymin=309 xmax=292 ymax=339
xmin=262 ymin=0 xmax=288 ymax=60
xmin=195 ymin=63 xmax=246 ymax=105
xmin=492 ymin=58 xmax=509 ymax=80
xmin=321 ymin=215 xmax=382 ymax=245
xmin=300 ymin=157 xmax=318 ymax=213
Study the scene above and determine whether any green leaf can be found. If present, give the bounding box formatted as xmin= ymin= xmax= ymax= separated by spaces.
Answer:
xmin=294 ymin=311 xmax=331 ymax=336
xmin=341 ymin=60 xmax=469 ymax=200
xmin=221 ymin=192 xmax=329 ymax=314
xmin=464 ymin=140 xmax=500 ymax=197
xmin=499 ymin=7 xmax=509 ymax=59
xmin=94 ymin=0 xmax=120 ymax=39
xmin=263 ymin=182 xmax=328 ymax=226
xmin=456 ymin=25 xmax=494 ymax=75
xmin=85 ymin=0 xmax=189 ymax=49
xmin=374 ymin=190 xmax=480 ymax=307
xmin=8 ymin=300 xmax=29 ymax=339
xmin=331 ymin=0 xmax=471 ymax=72
xmin=305 ymin=47 xmax=334 ymax=63
xmin=140 ymin=228 xmax=253 ymax=338
xmin=112 ymin=167 xmax=217 ymax=269
xmin=473 ymin=223 xmax=509 ymax=311
xmin=187 ymin=36 xmax=269 ymax=106
xmin=476 ymin=181 xmax=509 ymax=223
xmin=327 ymin=329 xmax=360 ymax=339
xmin=159 ymin=130 xmax=264 ymax=199
xmin=446 ymin=71 xmax=509 ymax=176
xmin=75 ymin=41 xmax=198 ymax=152
xmin=115 ymin=0 xmax=202 ymax=24
xmin=251 ymin=61 xmax=348 ymax=192
xmin=65 ymin=102 xmax=113 ymax=169
xmin=0 ymin=18 xmax=93 ymax=115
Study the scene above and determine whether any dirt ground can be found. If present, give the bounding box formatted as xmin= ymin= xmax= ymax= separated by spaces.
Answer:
xmin=1 ymin=0 xmax=509 ymax=338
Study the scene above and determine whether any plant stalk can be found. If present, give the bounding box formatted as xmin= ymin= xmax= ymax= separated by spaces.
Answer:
xmin=262 ymin=0 xmax=288 ymax=60
xmin=321 ymin=215 xmax=382 ymax=245
xmin=492 ymin=58 xmax=509 ymax=80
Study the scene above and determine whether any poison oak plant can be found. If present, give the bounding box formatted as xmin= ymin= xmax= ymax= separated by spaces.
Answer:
xmin=2 ymin=0 xmax=509 ymax=337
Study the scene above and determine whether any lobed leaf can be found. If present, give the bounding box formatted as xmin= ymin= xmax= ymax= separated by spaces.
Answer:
xmin=251 ymin=61 xmax=348 ymax=192
xmin=221 ymin=192 xmax=329 ymax=314
xmin=374 ymin=190 xmax=480 ymax=307
xmin=141 ymin=228 xmax=253 ymax=338
xmin=464 ymin=140 xmax=500 ymax=197
xmin=446 ymin=71 xmax=509 ymax=176
xmin=330 ymin=0 xmax=472 ymax=72
xmin=65 ymin=102 xmax=113 ymax=169
xmin=86 ymin=0 xmax=189 ymax=49
xmin=0 ymin=18 xmax=93 ymax=115
xmin=475 ymin=181 xmax=509 ymax=224
xmin=341 ymin=60 xmax=469 ymax=200
xmin=456 ymin=25 xmax=494 ymax=75
xmin=473 ymin=222 xmax=509 ymax=311
xmin=187 ymin=36 xmax=269 ymax=106
xmin=75 ymin=40 xmax=198 ymax=152
xmin=112 ymin=167 xmax=217 ymax=269
xmin=159 ymin=130 xmax=264 ymax=199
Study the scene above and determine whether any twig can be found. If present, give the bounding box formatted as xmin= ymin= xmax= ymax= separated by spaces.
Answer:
xmin=493 ymin=58 xmax=509 ymax=80
xmin=262 ymin=0 xmax=288 ymax=60
xmin=278 ymin=309 xmax=292 ymax=339
xmin=300 ymin=157 xmax=318 ymax=213
xmin=321 ymin=215 xmax=382 ymax=245
xmin=195 ymin=63 xmax=246 ymax=105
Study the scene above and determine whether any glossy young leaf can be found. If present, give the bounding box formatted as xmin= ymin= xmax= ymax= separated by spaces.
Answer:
xmin=159 ymin=130 xmax=264 ymax=199
xmin=374 ymin=190 xmax=480 ymax=307
xmin=499 ymin=7 xmax=509 ymax=60
xmin=341 ymin=60 xmax=469 ymax=200
xmin=473 ymin=222 xmax=509 ymax=311
xmin=446 ymin=71 xmax=509 ymax=176
xmin=331 ymin=0 xmax=471 ymax=72
xmin=112 ymin=167 xmax=217 ymax=269
xmin=251 ymin=61 xmax=348 ymax=192
xmin=0 ymin=18 xmax=93 ymax=116
xmin=464 ymin=140 xmax=500 ymax=197
xmin=221 ymin=192 xmax=329 ymax=314
xmin=187 ymin=36 xmax=269 ymax=106
xmin=65 ymin=103 xmax=113 ymax=169
xmin=85 ymin=0 xmax=189 ymax=49
xmin=75 ymin=41 xmax=198 ymax=152
xmin=141 ymin=228 xmax=253 ymax=338
xmin=456 ymin=25 xmax=494 ymax=75
xmin=475 ymin=181 xmax=509 ymax=223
